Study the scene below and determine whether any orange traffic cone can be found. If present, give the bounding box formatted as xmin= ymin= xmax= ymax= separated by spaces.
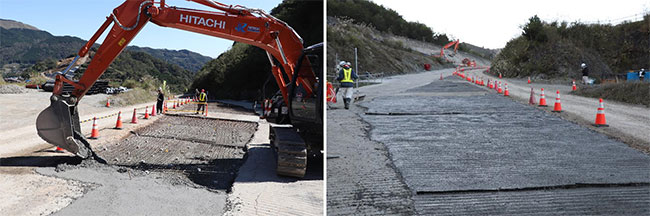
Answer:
xmin=172 ymin=101 xmax=176 ymax=109
xmin=114 ymin=111 xmax=123 ymax=129
xmin=572 ymin=80 xmax=577 ymax=91
xmin=538 ymin=88 xmax=548 ymax=107
xmin=527 ymin=77 xmax=531 ymax=84
xmin=144 ymin=106 xmax=150 ymax=119
xmin=497 ymin=82 xmax=503 ymax=94
xmin=151 ymin=104 xmax=156 ymax=116
xmin=106 ymin=99 xmax=111 ymax=107
xmin=89 ymin=117 xmax=99 ymax=139
xmin=163 ymin=102 xmax=168 ymax=113
xmin=499 ymin=73 xmax=502 ymax=78
xmin=487 ymin=80 xmax=492 ymax=89
xmin=594 ymin=98 xmax=608 ymax=127
xmin=205 ymin=102 xmax=208 ymax=117
xmin=131 ymin=108 xmax=138 ymax=124
xmin=552 ymin=90 xmax=562 ymax=112
xmin=504 ymin=84 xmax=510 ymax=96
xmin=494 ymin=81 xmax=499 ymax=90
xmin=529 ymin=88 xmax=536 ymax=105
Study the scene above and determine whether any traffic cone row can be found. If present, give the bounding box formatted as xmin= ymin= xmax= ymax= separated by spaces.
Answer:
xmin=114 ymin=111 xmax=123 ymax=129
xmin=454 ymin=72 xmax=608 ymax=129
xmin=131 ymin=108 xmax=138 ymax=124
xmin=538 ymin=88 xmax=548 ymax=107
xmin=529 ymin=88 xmax=536 ymax=105
xmin=89 ymin=117 xmax=99 ymax=139
xmin=144 ymin=106 xmax=149 ymax=119
xmin=594 ymin=98 xmax=608 ymax=127
xmin=552 ymin=90 xmax=562 ymax=112
xmin=572 ymin=80 xmax=577 ymax=91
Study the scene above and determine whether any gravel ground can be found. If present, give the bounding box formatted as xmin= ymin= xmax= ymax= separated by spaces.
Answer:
xmin=0 ymin=84 xmax=33 ymax=94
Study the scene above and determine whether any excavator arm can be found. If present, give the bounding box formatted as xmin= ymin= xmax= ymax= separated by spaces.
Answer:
xmin=36 ymin=0 xmax=317 ymax=158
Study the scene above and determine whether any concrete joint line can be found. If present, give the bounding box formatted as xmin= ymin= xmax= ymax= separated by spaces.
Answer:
xmin=415 ymin=182 xmax=650 ymax=195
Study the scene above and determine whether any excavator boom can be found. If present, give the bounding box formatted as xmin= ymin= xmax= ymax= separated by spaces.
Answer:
xmin=36 ymin=0 xmax=318 ymax=158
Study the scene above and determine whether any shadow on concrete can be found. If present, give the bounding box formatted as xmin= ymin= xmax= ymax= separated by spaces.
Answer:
xmin=234 ymin=145 xmax=323 ymax=183
xmin=0 ymin=156 xmax=82 ymax=167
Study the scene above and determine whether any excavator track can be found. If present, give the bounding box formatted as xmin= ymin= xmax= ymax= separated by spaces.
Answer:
xmin=270 ymin=125 xmax=307 ymax=178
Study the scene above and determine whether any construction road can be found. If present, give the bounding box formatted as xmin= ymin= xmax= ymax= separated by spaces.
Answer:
xmin=327 ymin=68 xmax=650 ymax=215
xmin=0 ymin=92 xmax=322 ymax=216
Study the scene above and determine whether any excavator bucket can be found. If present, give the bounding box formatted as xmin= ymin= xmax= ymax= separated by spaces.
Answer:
xmin=36 ymin=96 xmax=91 ymax=158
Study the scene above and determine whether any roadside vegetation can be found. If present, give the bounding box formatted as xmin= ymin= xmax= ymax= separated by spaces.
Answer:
xmin=492 ymin=14 xmax=649 ymax=81
xmin=570 ymin=82 xmax=650 ymax=107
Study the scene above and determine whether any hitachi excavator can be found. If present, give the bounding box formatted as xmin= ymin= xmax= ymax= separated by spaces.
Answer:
xmin=433 ymin=39 xmax=460 ymax=60
xmin=36 ymin=0 xmax=322 ymax=178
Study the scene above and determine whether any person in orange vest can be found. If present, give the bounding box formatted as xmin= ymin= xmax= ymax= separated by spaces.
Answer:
xmin=336 ymin=61 xmax=358 ymax=109
xmin=196 ymin=89 xmax=207 ymax=114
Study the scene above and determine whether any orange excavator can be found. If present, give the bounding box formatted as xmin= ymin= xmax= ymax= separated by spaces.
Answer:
xmin=36 ymin=0 xmax=322 ymax=177
xmin=433 ymin=39 xmax=460 ymax=60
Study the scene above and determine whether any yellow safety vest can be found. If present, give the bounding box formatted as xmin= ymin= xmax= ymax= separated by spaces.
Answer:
xmin=199 ymin=92 xmax=207 ymax=102
xmin=341 ymin=68 xmax=354 ymax=83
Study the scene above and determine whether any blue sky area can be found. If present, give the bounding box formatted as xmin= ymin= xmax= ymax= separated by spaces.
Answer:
xmin=0 ymin=0 xmax=282 ymax=58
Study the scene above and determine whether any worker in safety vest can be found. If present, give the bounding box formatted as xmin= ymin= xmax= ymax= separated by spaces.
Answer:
xmin=336 ymin=61 xmax=358 ymax=109
xmin=196 ymin=89 xmax=207 ymax=114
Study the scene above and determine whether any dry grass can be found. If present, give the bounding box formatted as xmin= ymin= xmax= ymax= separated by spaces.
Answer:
xmin=102 ymin=88 xmax=156 ymax=107
xmin=570 ymin=82 xmax=650 ymax=107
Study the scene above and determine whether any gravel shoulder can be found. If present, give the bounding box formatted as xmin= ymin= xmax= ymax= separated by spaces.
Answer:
xmin=465 ymin=69 xmax=650 ymax=152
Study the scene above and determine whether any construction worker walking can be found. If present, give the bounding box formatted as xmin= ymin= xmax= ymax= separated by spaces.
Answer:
xmin=196 ymin=89 xmax=207 ymax=115
xmin=336 ymin=61 xmax=358 ymax=109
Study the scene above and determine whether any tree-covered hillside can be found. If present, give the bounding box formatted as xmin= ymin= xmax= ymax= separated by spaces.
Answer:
xmin=328 ymin=0 xmax=451 ymax=45
xmin=126 ymin=46 xmax=211 ymax=73
xmin=0 ymin=24 xmax=210 ymax=72
xmin=191 ymin=0 xmax=323 ymax=100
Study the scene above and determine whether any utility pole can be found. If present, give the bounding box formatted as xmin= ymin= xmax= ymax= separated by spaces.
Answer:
xmin=354 ymin=47 xmax=358 ymax=88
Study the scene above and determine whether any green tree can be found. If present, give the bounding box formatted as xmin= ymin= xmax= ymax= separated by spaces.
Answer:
xmin=522 ymin=15 xmax=548 ymax=43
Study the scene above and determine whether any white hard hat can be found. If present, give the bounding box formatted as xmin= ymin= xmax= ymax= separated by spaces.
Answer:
xmin=346 ymin=61 xmax=351 ymax=65
xmin=339 ymin=61 xmax=346 ymax=66
xmin=581 ymin=63 xmax=586 ymax=68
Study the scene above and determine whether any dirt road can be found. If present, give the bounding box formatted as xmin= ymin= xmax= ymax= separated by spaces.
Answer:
xmin=327 ymin=68 xmax=650 ymax=215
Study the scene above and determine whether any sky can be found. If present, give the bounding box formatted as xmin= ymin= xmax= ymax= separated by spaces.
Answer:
xmin=0 ymin=0 xmax=282 ymax=58
xmin=371 ymin=0 xmax=649 ymax=49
